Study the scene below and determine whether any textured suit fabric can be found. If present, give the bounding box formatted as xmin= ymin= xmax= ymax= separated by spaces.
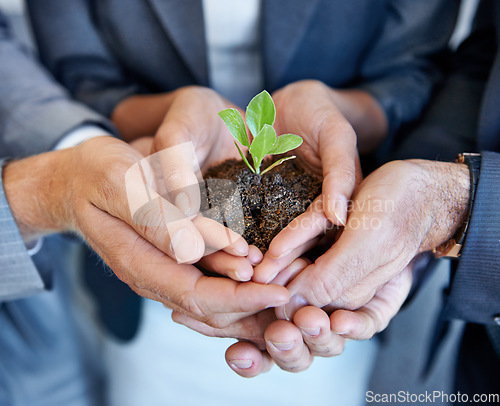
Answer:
xmin=26 ymin=0 xmax=459 ymax=137
xmin=0 ymin=159 xmax=46 ymax=300
xmin=0 ymin=13 xmax=114 ymax=158
xmin=0 ymin=11 xmax=109 ymax=405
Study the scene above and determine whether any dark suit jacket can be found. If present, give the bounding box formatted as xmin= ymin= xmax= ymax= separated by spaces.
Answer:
xmin=393 ymin=0 xmax=500 ymax=397
xmin=0 ymin=12 xmax=113 ymax=158
xmin=26 ymin=0 xmax=458 ymax=138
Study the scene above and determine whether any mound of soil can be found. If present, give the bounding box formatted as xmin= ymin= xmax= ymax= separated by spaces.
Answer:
xmin=203 ymin=158 xmax=322 ymax=252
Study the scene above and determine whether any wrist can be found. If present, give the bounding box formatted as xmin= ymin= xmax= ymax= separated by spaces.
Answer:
xmin=409 ymin=160 xmax=470 ymax=252
xmin=2 ymin=149 xmax=75 ymax=240
xmin=328 ymin=88 xmax=388 ymax=154
xmin=112 ymin=92 xmax=177 ymax=141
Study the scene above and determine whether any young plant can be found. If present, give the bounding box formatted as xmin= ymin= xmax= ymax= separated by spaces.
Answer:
xmin=218 ymin=90 xmax=303 ymax=175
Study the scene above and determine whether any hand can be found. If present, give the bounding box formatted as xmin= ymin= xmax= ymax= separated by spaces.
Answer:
xmin=227 ymin=264 xmax=414 ymax=377
xmin=146 ymin=86 xmax=266 ymax=277
xmin=120 ymin=87 xmax=262 ymax=279
xmin=3 ymin=136 xmax=289 ymax=328
xmin=129 ymin=135 xmax=154 ymax=156
xmin=173 ymin=258 xmax=414 ymax=377
xmin=263 ymin=159 xmax=470 ymax=321
xmin=253 ymin=80 xmax=388 ymax=283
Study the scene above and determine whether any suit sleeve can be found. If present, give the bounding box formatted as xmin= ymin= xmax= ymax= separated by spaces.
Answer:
xmin=0 ymin=159 xmax=46 ymax=301
xmin=25 ymin=0 xmax=141 ymax=118
xmin=0 ymin=12 xmax=116 ymax=157
xmin=390 ymin=6 xmax=497 ymax=162
xmin=358 ymin=0 xmax=460 ymax=140
xmin=393 ymin=0 xmax=500 ymax=325
xmin=444 ymin=151 xmax=500 ymax=325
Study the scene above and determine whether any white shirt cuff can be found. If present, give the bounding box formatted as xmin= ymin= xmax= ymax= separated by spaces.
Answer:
xmin=26 ymin=238 xmax=44 ymax=256
xmin=54 ymin=125 xmax=112 ymax=150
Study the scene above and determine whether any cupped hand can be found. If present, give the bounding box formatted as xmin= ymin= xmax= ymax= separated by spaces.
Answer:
xmin=146 ymin=86 xmax=264 ymax=278
xmin=268 ymin=159 xmax=470 ymax=321
xmin=253 ymin=79 xmax=390 ymax=283
xmin=62 ymin=136 xmax=289 ymax=327
xmin=225 ymin=264 xmax=413 ymax=377
xmin=172 ymin=256 xmax=414 ymax=377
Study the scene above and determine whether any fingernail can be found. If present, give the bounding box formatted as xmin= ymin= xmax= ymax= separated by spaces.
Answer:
xmin=175 ymin=192 xmax=191 ymax=216
xmin=248 ymin=247 xmax=263 ymax=265
xmin=268 ymin=341 xmax=294 ymax=351
xmin=333 ymin=329 xmax=350 ymax=336
xmin=334 ymin=196 xmax=348 ymax=227
xmin=228 ymin=359 xmax=253 ymax=370
xmin=170 ymin=228 xmax=199 ymax=263
xmin=233 ymin=243 xmax=248 ymax=256
xmin=283 ymin=294 xmax=309 ymax=321
xmin=300 ymin=327 xmax=321 ymax=337
xmin=265 ymin=271 xmax=280 ymax=284
xmin=234 ymin=270 xmax=251 ymax=282
xmin=269 ymin=248 xmax=292 ymax=260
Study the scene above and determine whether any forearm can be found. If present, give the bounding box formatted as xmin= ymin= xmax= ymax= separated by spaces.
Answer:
xmin=2 ymin=150 xmax=73 ymax=241
xmin=111 ymin=93 xmax=177 ymax=142
xmin=329 ymin=89 xmax=388 ymax=154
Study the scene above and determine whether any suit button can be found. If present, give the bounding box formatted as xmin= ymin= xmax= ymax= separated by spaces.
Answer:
xmin=494 ymin=315 xmax=500 ymax=326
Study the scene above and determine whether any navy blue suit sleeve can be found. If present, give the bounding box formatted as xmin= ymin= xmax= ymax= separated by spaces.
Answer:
xmin=358 ymin=0 xmax=460 ymax=139
xmin=390 ymin=14 xmax=497 ymax=162
xmin=444 ymin=151 xmax=500 ymax=325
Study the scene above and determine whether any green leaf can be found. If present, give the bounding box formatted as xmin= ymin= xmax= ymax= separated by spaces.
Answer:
xmin=249 ymin=124 xmax=277 ymax=174
xmin=261 ymin=156 xmax=296 ymax=175
xmin=234 ymin=142 xmax=256 ymax=173
xmin=246 ymin=90 xmax=276 ymax=138
xmin=218 ymin=109 xmax=250 ymax=147
xmin=268 ymin=134 xmax=303 ymax=155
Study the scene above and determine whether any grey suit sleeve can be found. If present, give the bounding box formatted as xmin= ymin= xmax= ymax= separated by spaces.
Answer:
xmin=0 ymin=12 xmax=116 ymax=157
xmin=358 ymin=0 xmax=460 ymax=138
xmin=25 ymin=0 xmax=141 ymax=118
xmin=0 ymin=159 xmax=46 ymax=301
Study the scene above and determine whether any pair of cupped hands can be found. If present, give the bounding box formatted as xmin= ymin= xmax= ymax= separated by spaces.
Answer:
xmin=65 ymin=82 xmax=462 ymax=377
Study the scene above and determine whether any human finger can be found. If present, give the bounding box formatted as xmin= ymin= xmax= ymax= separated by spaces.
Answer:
xmin=253 ymin=197 xmax=330 ymax=284
xmin=293 ymin=306 xmax=346 ymax=357
xmin=226 ymin=341 xmax=274 ymax=378
xmin=192 ymin=215 xmax=248 ymax=257
xmin=79 ymin=205 xmax=289 ymax=328
xmin=330 ymin=267 xmax=413 ymax=340
xmin=264 ymin=320 xmax=313 ymax=373
xmin=197 ymin=251 xmax=254 ymax=282
xmin=171 ymin=309 xmax=276 ymax=347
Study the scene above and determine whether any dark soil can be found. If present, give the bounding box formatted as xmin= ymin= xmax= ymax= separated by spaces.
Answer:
xmin=202 ymin=158 xmax=322 ymax=252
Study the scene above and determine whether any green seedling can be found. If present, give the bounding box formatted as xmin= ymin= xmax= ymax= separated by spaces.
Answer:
xmin=218 ymin=90 xmax=303 ymax=175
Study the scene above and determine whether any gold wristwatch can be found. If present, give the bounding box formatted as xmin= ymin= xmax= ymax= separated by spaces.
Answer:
xmin=433 ymin=153 xmax=481 ymax=258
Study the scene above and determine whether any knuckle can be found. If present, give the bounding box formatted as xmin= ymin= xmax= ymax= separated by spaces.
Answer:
xmin=178 ymin=294 xmax=206 ymax=320
xmin=308 ymin=269 xmax=339 ymax=306
xmin=165 ymin=168 xmax=196 ymax=191
xmin=329 ymin=339 xmax=345 ymax=356
xmin=132 ymin=200 xmax=168 ymax=239
xmin=309 ymin=261 xmax=344 ymax=305
xmin=204 ymin=314 xmax=232 ymax=329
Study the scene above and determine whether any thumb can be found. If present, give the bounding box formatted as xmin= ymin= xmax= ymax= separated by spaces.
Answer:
xmin=150 ymin=141 xmax=203 ymax=217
